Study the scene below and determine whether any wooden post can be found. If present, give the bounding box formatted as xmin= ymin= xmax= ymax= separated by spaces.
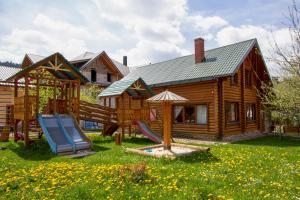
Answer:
xmin=64 ymin=83 xmax=68 ymax=113
xmin=53 ymin=79 xmax=57 ymax=113
xmin=129 ymin=125 xmax=132 ymax=137
xmin=163 ymin=102 xmax=171 ymax=150
xmin=121 ymin=94 xmax=125 ymax=139
xmin=68 ymin=80 xmax=72 ymax=113
xmin=14 ymin=79 xmax=18 ymax=142
xmin=217 ymin=78 xmax=224 ymax=140
xmin=241 ymin=64 xmax=246 ymax=133
xmin=24 ymin=75 xmax=29 ymax=147
xmin=36 ymin=73 xmax=40 ymax=116
xmin=76 ymin=81 xmax=80 ymax=122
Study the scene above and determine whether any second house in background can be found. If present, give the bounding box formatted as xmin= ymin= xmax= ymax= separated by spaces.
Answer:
xmin=21 ymin=51 xmax=129 ymax=87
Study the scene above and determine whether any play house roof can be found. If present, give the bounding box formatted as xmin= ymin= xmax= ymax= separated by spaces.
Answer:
xmin=7 ymin=53 xmax=89 ymax=84
xmin=124 ymin=39 xmax=270 ymax=87
xmin=146 ymin=90 xmax=188 ymax=103
xmin=99 ymin=77 xmax=153 ymax=98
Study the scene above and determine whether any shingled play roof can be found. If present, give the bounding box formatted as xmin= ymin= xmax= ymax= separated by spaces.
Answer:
xmin=7 ymin=53 xmax=89 ymax=84
xmin=124 ymin=39 xmax=269 ymax=87
xmin=99 ymin=77 xmax=153 ymax=97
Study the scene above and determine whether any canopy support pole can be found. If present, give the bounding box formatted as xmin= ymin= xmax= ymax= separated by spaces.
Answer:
xmin=163 ymin=102 xmax=171 ymax=150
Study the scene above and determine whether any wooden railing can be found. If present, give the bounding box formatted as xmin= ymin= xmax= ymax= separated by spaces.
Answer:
xmin=79 ymin=100 xmax=117 ymax=124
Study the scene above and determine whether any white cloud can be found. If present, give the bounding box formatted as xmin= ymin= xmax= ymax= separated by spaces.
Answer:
xmin=0 ymin=0 xmax=231 ymax=65
xmin=186 ymin=15 xmax=228 ymax=32
xmin=216 ymin=25 xmax=292 ymax=75
xmin=0 ymin=0 xmax=293 ymax=76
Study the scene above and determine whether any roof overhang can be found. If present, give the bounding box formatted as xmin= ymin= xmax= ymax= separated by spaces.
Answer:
xmin=7 ymin=52 xmax=89 ymax=84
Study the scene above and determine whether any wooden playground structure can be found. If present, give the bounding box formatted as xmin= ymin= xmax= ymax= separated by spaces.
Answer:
xmin=4 ymin=53 xmax=87 ymax=146
xmin=99 ymin=78 xmax=156 ymax=138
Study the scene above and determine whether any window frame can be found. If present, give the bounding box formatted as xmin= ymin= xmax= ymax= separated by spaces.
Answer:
xmin=91 ymin=68 xmax=97 ymax=83
xmin=246 ymin=103 xmax=256 ymax=121
xmin=245 ymin=69 xmax=252 ymax=88
xmin=225 ymin=101 xmax=240 ymax=124
xmin=230 ymin=73 xmax=238 ymax=86
xmin=107 ymin=73 xmax=112 ymax=82
xmin=172 ymin=103 xmax=208 ymax=125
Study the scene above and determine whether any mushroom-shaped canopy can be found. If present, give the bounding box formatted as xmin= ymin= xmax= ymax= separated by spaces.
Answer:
xmin=146 ymin=90 xmax=188 ymax=103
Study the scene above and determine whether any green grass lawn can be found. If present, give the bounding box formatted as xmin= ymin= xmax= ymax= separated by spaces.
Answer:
xmin=0 ymin=135 xmax=299 ymax=200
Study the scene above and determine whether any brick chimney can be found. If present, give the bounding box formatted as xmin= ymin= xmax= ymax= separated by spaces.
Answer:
xmin=194 ymin=37 xmax=205 ymax=63
xmin=123 ymin=56 xmax=127 ymax=66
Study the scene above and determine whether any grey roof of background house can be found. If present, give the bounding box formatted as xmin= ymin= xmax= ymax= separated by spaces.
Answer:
xmin=79 ymin=51 xmax=130 ymax=76
xmin=111 ymin=59 xmax=130 ymax=76
xmin=0 ymin=66 xmax=21 ymax=81
xmin=27 ymin=54 xmax=45 ymax=63
xmin=70 ymin=52 xmax=96 ymax=62
xmin=124 ymin=39 xmax=264 ymax=87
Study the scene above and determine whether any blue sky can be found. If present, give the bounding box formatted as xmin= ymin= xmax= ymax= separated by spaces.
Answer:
xmin=0 ymin=0 xmax=297 ymax=73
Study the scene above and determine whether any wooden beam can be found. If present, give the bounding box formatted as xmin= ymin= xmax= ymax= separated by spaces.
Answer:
xmin=14 ymin=79 xmax=18 ymax=142
xmin=163 ymin=102 xmax=171 ymax=150
xmin=76 ymin=81 xmax=80 ymax=122
xmin=53 ymin=79 xmax=57 ymax=113
xmin=241 ymin=64 xmax=246 ymax=133
xmin=217 ymin=78 xmax=223 ymax=140
xmin=24 ymin=74 xmax=29 ymax=147
xmin=36 ymin=73 xmax=40 ymax=116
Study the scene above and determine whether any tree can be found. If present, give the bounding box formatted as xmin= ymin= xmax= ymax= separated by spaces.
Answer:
xmin=80 ymin=84 xmax=104 ymax=104
xmin=261 ymin=1 xmax=300 ymax=137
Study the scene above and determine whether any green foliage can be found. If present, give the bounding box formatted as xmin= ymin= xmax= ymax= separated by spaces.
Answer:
xmin=262 ymin=2 xmax=300 ymax=130
xmin=0 ymin=135 xmax=299 ymax=199
xmin=80 ymin=84 xmax=103 ymax=104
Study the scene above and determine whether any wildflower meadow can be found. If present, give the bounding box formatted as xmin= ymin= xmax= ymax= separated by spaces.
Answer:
xmin=0 ymin=135 xmax=299 ymax=199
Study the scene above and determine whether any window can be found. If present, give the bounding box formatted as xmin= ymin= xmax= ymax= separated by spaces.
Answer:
xmin=246 ymin=103 xmax=256 ymax=121
xmin=245 ymin=69 xmax=252 ymax=87
xmin=230 ymin=73 xmax=238 ymax=86
xmin=196 ymin=105 xmax=208 ymax=124
xmin=173 ymin=104 xmax=208 ymax=124
xmin=226 ymin=102 xmax=239 ymax=122
xmin=184 ymin=105 xmax=195 ymax=123
xmin=174 ymin=106 xmax=184 ymax=123
xmin=91 ymin=69 xmax=97 ymax=82
xmin=150 ymin=108 xmax=157 ymax=121
xmin=107 ymin=73 xmax=112 ymax=82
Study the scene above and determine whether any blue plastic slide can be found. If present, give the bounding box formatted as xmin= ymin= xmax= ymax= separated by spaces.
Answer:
xmin=56 ymin=114 xmax=91 ymax=151
xmin=37 ymin=114 xmax=91 ymax=155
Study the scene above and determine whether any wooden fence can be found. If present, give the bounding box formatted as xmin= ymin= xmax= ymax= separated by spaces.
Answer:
xmin=79 ymin=100 xmax=117 ymax=124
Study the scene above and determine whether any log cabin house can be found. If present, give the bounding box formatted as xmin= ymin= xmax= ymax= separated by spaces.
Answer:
xmin=0 ymin=66 xmax=21 ymax=127
xmin=99 ymin=38 xmax=272 ymax=140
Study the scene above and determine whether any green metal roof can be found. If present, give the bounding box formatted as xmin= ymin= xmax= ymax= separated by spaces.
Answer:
xmin=99 ymin=77 xmax=153 ymax=97
xmin=124 ymin=39 xmax=269 ymax=87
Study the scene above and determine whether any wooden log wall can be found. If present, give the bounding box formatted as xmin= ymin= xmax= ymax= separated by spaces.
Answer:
xmin=14 ymin=95 xmax=36 ymax=121
xmin=0 ymin=86 xmax=14 ymax=126
xmin=150 ymin=81 xmax=218 ymax=136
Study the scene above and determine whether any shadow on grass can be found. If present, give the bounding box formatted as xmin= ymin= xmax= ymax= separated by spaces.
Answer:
xmin=175 ymin=151 xmax=220 ymax=164
xmin=91 ymin=144 xmax=110 ymax=152
xmin=233 ymin=135 xmax=300 ymax=147
xmin=122 ymin=137 xmax=154 ymax=146
xmin=7 ymin=139 xmax=55 ymax=161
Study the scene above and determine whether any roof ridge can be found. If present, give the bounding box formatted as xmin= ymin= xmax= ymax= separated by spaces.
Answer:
xmin=27 ymin=53 xmax=45 ymax=57
xmin=133 ymin=38 xmax=257 ymax=70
